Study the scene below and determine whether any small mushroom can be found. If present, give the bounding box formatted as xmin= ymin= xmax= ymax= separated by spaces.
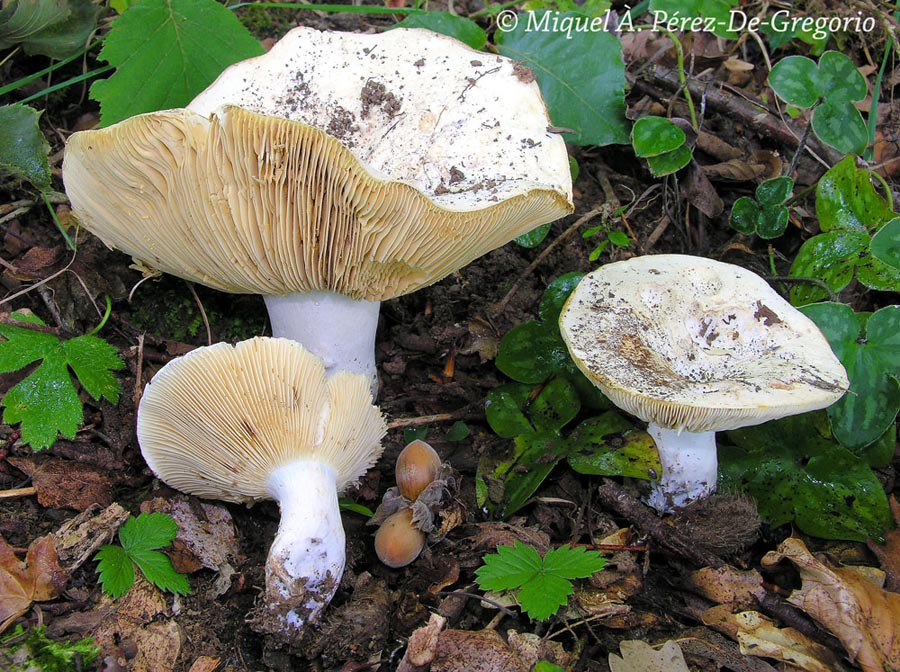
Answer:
xmin=559 ymin=254 xmax=849 ymax=512
xmin=63 ymin=27 xmax=573 ymax=390
xmin=136 ymin=337 xmax=386 ymax=641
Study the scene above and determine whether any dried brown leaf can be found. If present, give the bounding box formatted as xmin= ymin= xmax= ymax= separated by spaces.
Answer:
xmin=608 ymin=640 xmax=690 ymax=672
xmin=868 ymin=495 xmax=900 ymax=591
xmin=762 ymin=537 xmax=900 ymax=672
xmin=0 ymin=534 xmax=67 ymax=632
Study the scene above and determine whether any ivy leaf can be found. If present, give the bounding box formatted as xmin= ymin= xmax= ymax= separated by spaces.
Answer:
xmin=95 ymin=513 xmax=190 ymax=598
xmin=91 ymin=0 xmax=265 ymax=126
xmin=871 ymin=217 xmax=900 ymax=271
xmin=476 ymin=541 xmax=606 ymax=620
xmin=0 ymin=104 xmax=51 ymax=190
xmin=631 ymin=116 xmax=685 ymax=158
xmin=495 ymin=11 xmax=628 ymax=146
xmin=0 ymin=314 xmax=124 ymax=449
xmin=768 ymin=55 xmax=819 ymax=107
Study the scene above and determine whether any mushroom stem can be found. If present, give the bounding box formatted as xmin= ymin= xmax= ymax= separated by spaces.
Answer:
xmin=264 ymin=291 xmax=380 ymax=391
xmin=645 ymin=423 xmax=718 ymax=513
xmin=264 ymin=460 xmax=345 ymax=633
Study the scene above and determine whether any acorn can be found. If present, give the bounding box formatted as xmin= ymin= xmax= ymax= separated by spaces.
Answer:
xmin=374 ymin=507 xmax=426 ymax=568
xmin=395 ymin=439 xmax=442 ymax=501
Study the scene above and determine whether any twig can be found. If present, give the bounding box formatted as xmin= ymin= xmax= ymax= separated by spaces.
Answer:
xmin=490 ymin=207 xmax=605 ymax=317
xmin=0 ymin=487 xmax=37 ymax=500
xmin=185 ymin=281 xmax=212 ymax=346
xmin=387 ymin=406 xmax=482 ymax=430
xmin=438 ymin=590 xmax=518 ymax=617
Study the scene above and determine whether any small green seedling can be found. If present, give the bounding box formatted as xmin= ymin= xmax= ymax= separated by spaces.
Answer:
xmin=475 ymin=541 xmax=606 ymax=620
xmin=729 ymin=176 xmax=794 ymax=239
xmin=0 ymin=312 xmax=124 ymax=449
xmin=95 ymin=513 xmax=190 ymax=598
xmin=582 ymin=213 xmax=631 ymax=261
xmin=631 ymin=116 xmax=692 ymax=177
xmin=768 ymin=51 xmax=868 ymax=154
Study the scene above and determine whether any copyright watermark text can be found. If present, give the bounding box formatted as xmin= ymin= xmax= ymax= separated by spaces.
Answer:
xmin=495 ymin=8 xmax=877 ymax=41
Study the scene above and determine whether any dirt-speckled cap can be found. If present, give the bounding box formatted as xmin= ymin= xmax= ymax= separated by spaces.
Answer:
xmin=137 ymin=337 xmax=387 ymax=504
xmin=63 ymin=27 xmax=573 ymax=301
xmin=559 ymin=254 xmax=849 ymax=433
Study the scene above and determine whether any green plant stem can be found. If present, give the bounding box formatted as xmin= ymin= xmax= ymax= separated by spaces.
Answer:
xmin=41 ymin=192 xmax=76 ymax=251
xmin=227 ymin=2 xmax=425 ymax=14
xmin=19 ymin=65 xmax=114 ymax=105
xmin=87 ymin=296 xmax=113 ymax=337
xmin=865 ymin=39 xmax=893 ymax=162
xmin=767 ymin=275 xmax=838 ymax=302
xmin=787 ymin=102 xmax=816 ymax=178
xmin=631 ymin=25 xmax=698 ymax=130
xmin=0 ymin=42 xmax=101 ymax=98
xmin=870 ymin=169 xmax=894 ymax=211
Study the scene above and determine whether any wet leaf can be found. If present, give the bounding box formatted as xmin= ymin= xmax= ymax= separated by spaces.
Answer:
xmin=762 ymin=538 xmax=900 ymax=672
xmin=567 ymin=412 xmax=660 ymax=481
xmin=645 ymin=144 xmax=693 ymax=177
xmin=631 ymin=116 xmax=685 ymax=158
xmin=495 ymin=11 xmax=628 ymax=146
xmin=816 ymin=155 xmax=895 ymax=233
xmin=0 ymin=104 xmax=51 ymax=190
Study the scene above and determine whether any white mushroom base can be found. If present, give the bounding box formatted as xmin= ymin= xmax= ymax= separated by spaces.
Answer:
xmin=253 ymin=460 xmax=346 ymax=641
xmin=645 ymin=424 xmax=718 ymax=513
xmin=265 ymin=291 xmax=380 ymax=392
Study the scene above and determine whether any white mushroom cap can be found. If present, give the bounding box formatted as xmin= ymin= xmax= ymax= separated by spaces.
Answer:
xmin=559 ymin=254 xmax=849 ymax=433
xmin=137 ymin=337 xmax=386 ymax=503
xmin=62 ymin=27 xmax=573 ymax=302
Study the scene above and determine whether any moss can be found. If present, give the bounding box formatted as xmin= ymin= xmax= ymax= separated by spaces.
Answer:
xmin=0 ymin=625 xmax=99 ymax=672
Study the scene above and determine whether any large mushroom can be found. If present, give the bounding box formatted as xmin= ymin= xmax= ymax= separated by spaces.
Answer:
xmin=63 ymin=26 xmax=573 ymax=388
xmin=559 ymin=254 xmax=849 ymax=512
xmin=136 ymin=337 xmax=386 ymax=641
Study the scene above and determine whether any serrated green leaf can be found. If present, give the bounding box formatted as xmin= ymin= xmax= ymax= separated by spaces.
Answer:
xmin=476 ymin=541 xmax=542 ymax=591
xmin=95 ymin=544 xmax=135 ymax=598
xmin=645 ymin=144 xmax=692 ymax=176
xmin=119 ymin=512 xmax=178 ymax=552
xmin=128 ymin=548 xmax=190 ymax=595
xmin=517 ymin=572 xmax=573 ymax=620
xmin=769 ymin=55 xmax=819 ymax=108
xmin=816 ymin=51 xmax=867 ymax=103
xmin=870 ymin=217 xmax=900 ymax=270
xmin=0 ymin=104 xmax=51 ymax=190
xmin=542 ymin=544 xmax=606 ymax=578
xmin=631 ymin=116 xmax=685 ymax=158
xmin=800 ymin=303 xmax=900 ymax=450
xmin=495 ymin=11 xmax=628 ymax=146
xmin=394 ymin=11 xmax=486 ymax=49
xmin=811 ymin=100 xmax=867 ymax=155
xmin=91 ymin=0 xmax=265 ymax=126
xmin=62 ymin=335 xmax=126 ymax=403
xmin=0 ymin=319 xmax=123 ymax=449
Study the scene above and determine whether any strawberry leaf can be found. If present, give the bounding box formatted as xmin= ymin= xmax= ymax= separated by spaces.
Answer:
xmin=94 ymin=545 xmax=134 ymax=599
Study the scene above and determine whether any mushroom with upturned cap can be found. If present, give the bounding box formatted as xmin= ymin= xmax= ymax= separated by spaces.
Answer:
xmin=559 ymin=254 xmax=849 ymax=512
xmin=63 ymin=27 xmax=574 ymax=389
xmin=136 ymin=337 xmax=386 ymax=642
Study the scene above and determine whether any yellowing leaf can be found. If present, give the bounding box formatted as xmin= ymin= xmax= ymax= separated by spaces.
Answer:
xmin=608 ymin=640 xmax=690 ymax=672
xmin=90 ymin=0 xmax=264 ymax=126
xmin=762 ymin=537 xmax=900 ymax=672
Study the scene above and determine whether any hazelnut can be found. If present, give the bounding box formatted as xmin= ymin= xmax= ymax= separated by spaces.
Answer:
xmin=374 ymin=507 xmax=426 ymax=568
xmin=395 ymin=439 xmax=441 ymax=500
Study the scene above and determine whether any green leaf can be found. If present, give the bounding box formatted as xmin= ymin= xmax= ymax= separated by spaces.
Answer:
xmin=95 ymin=545 xmax=135 ymax=599
xmin=645 ymin=144 xmax=692 ymax=176
xmin=788 ymin=230 xmax=869 ymax=305
xmin=495 ymin=11 xmax=628 ymax=146
xmin=757 ymin=204 xmax=789 ymax=239
xmin=486 ymin=383 xmax=537 ymax=438
xmin=815 ymin=155 xmax=895 ymax=233
xmin=0 ymin=104 xmax=51 ymax=190
xmin=568 ymin=412 xmax=661 ymax=480
xmin=811 ymin=100 xmax=868 ymax=155
xmin=18 ymin=0 xmax=100 ymax=59
xmin=815 ymin=51 xmax=866 ymax=103
xmin=394 ymin=11 xmax=486 ymax=49
xmin=608 ymin=230 xmax=630 ymax=247
xmin=729 ymin=196 xmax=761 ymax=234
xmin=0 ymin=0 xmax=68 ymax=49
xmin=631 ymin=116 xmax=685 ymax=158
xmin=529 ymin=377 xmax=580 ymax=433
xmin=721 ymin=414 xmax=892 ymax=542
xmin=800 ymin=303 xmax=900 ymax=450
xmin=769 ymin=55 xmax=819 ymax=108
xmin=755 ymin=176 xmax=793 ymax=206
xmin=94 ymin=513 xmax=190 ymax=598
xmin=648 ymin=0 xmax=739 ymax=39
xmin=538 ymin=272 xmax=584 ymax=324
xmin=128 ymin=548 xmax=190 ymax=595
xmin=445 ymin=420 xmax=470 ymax=442
xmin=475 ymin=541 xmax=605 ymax=620
xmin=496 ymin=321 xmax=572 ymax=384
xmin=119 ymin=512 xmax=178 ymax=552
xmin=0 ymin=317 xmax=124 ymax=449
xmin=870 ymin=217 xmax=900 ymax=270
xmin=515 ymin=222 xmax=553 ymax=249
xmin=91 ymin=0 xmax=265 ymax=126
